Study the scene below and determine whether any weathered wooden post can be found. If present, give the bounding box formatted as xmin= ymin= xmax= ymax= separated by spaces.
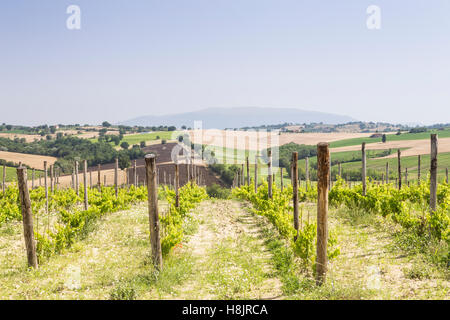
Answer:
xmin=316 ymin=142 xmax=330 ymax=285
xmin=97 ymin=164 xmax=101 ymax=192
xmin=280 ymin=167 xmax=284 ymax=192
xmin=418 ymin=155 xmax=421 ymax=184
xmin=305 ymin=157 xmax=310 ymax=192
xmin=145 ymin=154 xmax=163 ymax=270
xmin=114 ymin=157 xmax=118 ymax=198
xmin=268 ymin=150 xmax=273 ymax=199
xmin=430 ymin=134 xmax=438 ymax=213
xmin=31 ymin=169 xmax=35 ymax=189
xmin=2 ymin=164 xmax=5 ymax=194
xmin=175 ymin=161 xmax=180 ymax=208
xmin=44 ymin=161 xmax=48 ymax=214
xmin=405 ymin=168 xmax=408 ymax=186
xmin=362 ymin=142 xmax=367 ymax=196
xmin=338 ymin=161 xmax=342 ymax=178
xmin=397 ymin=149 xmax=402 ymax=190
xmin=104 ymin=174 xmax=107 ymax=187
xmin=246 ymin=156 xmax=250 ymax=186
xmin=50 ymin=165 xmax=54 ymax=193
xmin=75 ymin=160 xmax=79 ymax=196
xmin=2 ymin=164 xmax=6 ymax=193
xmin=71 ymin=168 xmax=75 ymax=189
xmin=134 ymin=160 xmax=137 ymax=187
xmin=16 ymin=166 xmax=38 ymax=269
xmin=83 ymin=160 xmax=88 ymax=210
xmin=292 ymin=152 xmax=299 ymax=239
xmin=386 ymin=162 xmax=389 ymax=184
xmin=254 ymin=155 xmax=258 ymax=193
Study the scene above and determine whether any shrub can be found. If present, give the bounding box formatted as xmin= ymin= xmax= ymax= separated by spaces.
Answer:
xmin=206 ymin=184 xmax=231 ymax=199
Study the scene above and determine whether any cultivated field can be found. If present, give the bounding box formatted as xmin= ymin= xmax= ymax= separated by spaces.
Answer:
xmin=331 ymin=138 xmax=450 ymax=158
xmin=189 ymin=130 xmax=374 ymax=151
xmin=0 ymin=151 xmax=57 ymax=170
xmin=0 ymin=133 xmax=42 ymax=142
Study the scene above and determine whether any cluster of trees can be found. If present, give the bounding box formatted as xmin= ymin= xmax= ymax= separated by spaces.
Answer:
xmin=409 ymin=127 xmax=428 ymax=134
xmin=273 ymin=143 xmax=317 ymax=173
xmin=209 ymin=163 xmax=239 ymax=186
xmin=0 ymin=136 xmax=144 ymax=174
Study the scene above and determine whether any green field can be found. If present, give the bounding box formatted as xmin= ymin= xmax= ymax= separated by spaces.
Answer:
xmin=88 ymin=131 xmax=178 ymax=146
xmin=0 ymin=166 xmax=44 ymax=183
xmin=339 ymin=152 xmax=450 ymax=182
xmin=329 ymin=129 xmax=450 ymax=148
xmin=121 ymin=131 xmax=178 ymax=145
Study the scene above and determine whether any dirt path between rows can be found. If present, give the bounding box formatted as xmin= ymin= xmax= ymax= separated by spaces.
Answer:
xmin=164 ymin=199 xmax=283 ymax=300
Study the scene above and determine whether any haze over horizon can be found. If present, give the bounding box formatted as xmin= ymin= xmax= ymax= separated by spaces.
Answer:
xmin=1 ymin=1 xmax=449 ymax=126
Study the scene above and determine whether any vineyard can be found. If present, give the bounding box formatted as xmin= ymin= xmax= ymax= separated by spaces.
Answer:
xmin=0 ymin=137 xmax=449 ymax=300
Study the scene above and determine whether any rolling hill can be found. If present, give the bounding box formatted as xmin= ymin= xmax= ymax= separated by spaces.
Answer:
xmin=119 ymin=107 xmax=355 ymax=129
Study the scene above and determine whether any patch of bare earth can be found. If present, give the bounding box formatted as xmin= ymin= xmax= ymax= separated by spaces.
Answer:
xmin=167 ymin=199 xmax=283 ymax=300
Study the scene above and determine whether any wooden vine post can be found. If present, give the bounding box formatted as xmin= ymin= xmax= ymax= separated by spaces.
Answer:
xmin=280 ymin=167 xmax=284 ymax=192
xmin=71 ymin=168 xmax=75 ymax=189
xmin=362 ymin=142 xmax=366 ymax=196
xmin=316 ymin=142 xmax=330 ymax=285
xmin=75 ymin=161 xmax=79 ymax=196
xmin=254 ymin=155 xmax=258 ymax=193
xmin=292 ymin=152 xmax=299 ymax=239
xmin=430 ymin=134 xmax=438 ymax=213
xmin=418 ymin=155 xmax=421 ymax=184
xmin=16 ymin=166 xmax=38 ymax=269
xmin=145 ymin=154 xmax=163 ymax=270
xmin=338 ymin=161 xmax=341 ymax=178
xmin=305 ymin=157 xmax=310 ymax=192
xmin=397 ymin=149 xmax=402 ymax=190
xmin=134 ymin=160 xmax=137 ymax=187
xmin=97 ymin=164 xmax=101 ymax=192
xmin=50 ymin=165 xmax=54 ymax=193
xmin=267 ymin=150 xmax=273 ymax=199
xmin=2 ymin=164 xmax=5 ymax=194
xmin=386 ymin=162 xmax=389 ymax=184
xmin=175 ymin=160 xmax=180 ymax=208
xmin=83 ymin=160 xmax=89 ymax=210
xmin=405 ymin=168 xmax=408 ymax=186
xmin=31 ymin=169 xmax=35 ymax=189
xmin=114 ymin=157 xmax=118 ymax=198
xmin=44 ymin=161 xmax=48 ymax=214
xmin=246 ymin=156 xmax=250 ymax=186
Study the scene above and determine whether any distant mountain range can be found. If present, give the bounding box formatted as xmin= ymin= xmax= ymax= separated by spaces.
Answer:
xmin=119 ymin=107 xmax=356 ymax=129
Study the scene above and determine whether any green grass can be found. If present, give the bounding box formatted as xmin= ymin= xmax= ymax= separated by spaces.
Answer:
xmin=329 ymin=129 xmax=450 ymax=148
xmin=120 ymin=131 xmax=178 ymax=145
xmin=0 ymin=166 xmax=44 ymax=183
xmin=339 ymin=152 xmax=450 ymax=182
xmin=88 ymin=131 xmax=178 ymax=146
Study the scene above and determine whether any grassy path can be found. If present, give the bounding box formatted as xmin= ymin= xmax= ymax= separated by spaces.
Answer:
xmin=157 ymin=199 xmax=283 ymax=300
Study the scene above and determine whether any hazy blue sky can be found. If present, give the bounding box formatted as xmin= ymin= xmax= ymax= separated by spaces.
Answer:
xmin=0 ymin=1 xmax=449 ymax=126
